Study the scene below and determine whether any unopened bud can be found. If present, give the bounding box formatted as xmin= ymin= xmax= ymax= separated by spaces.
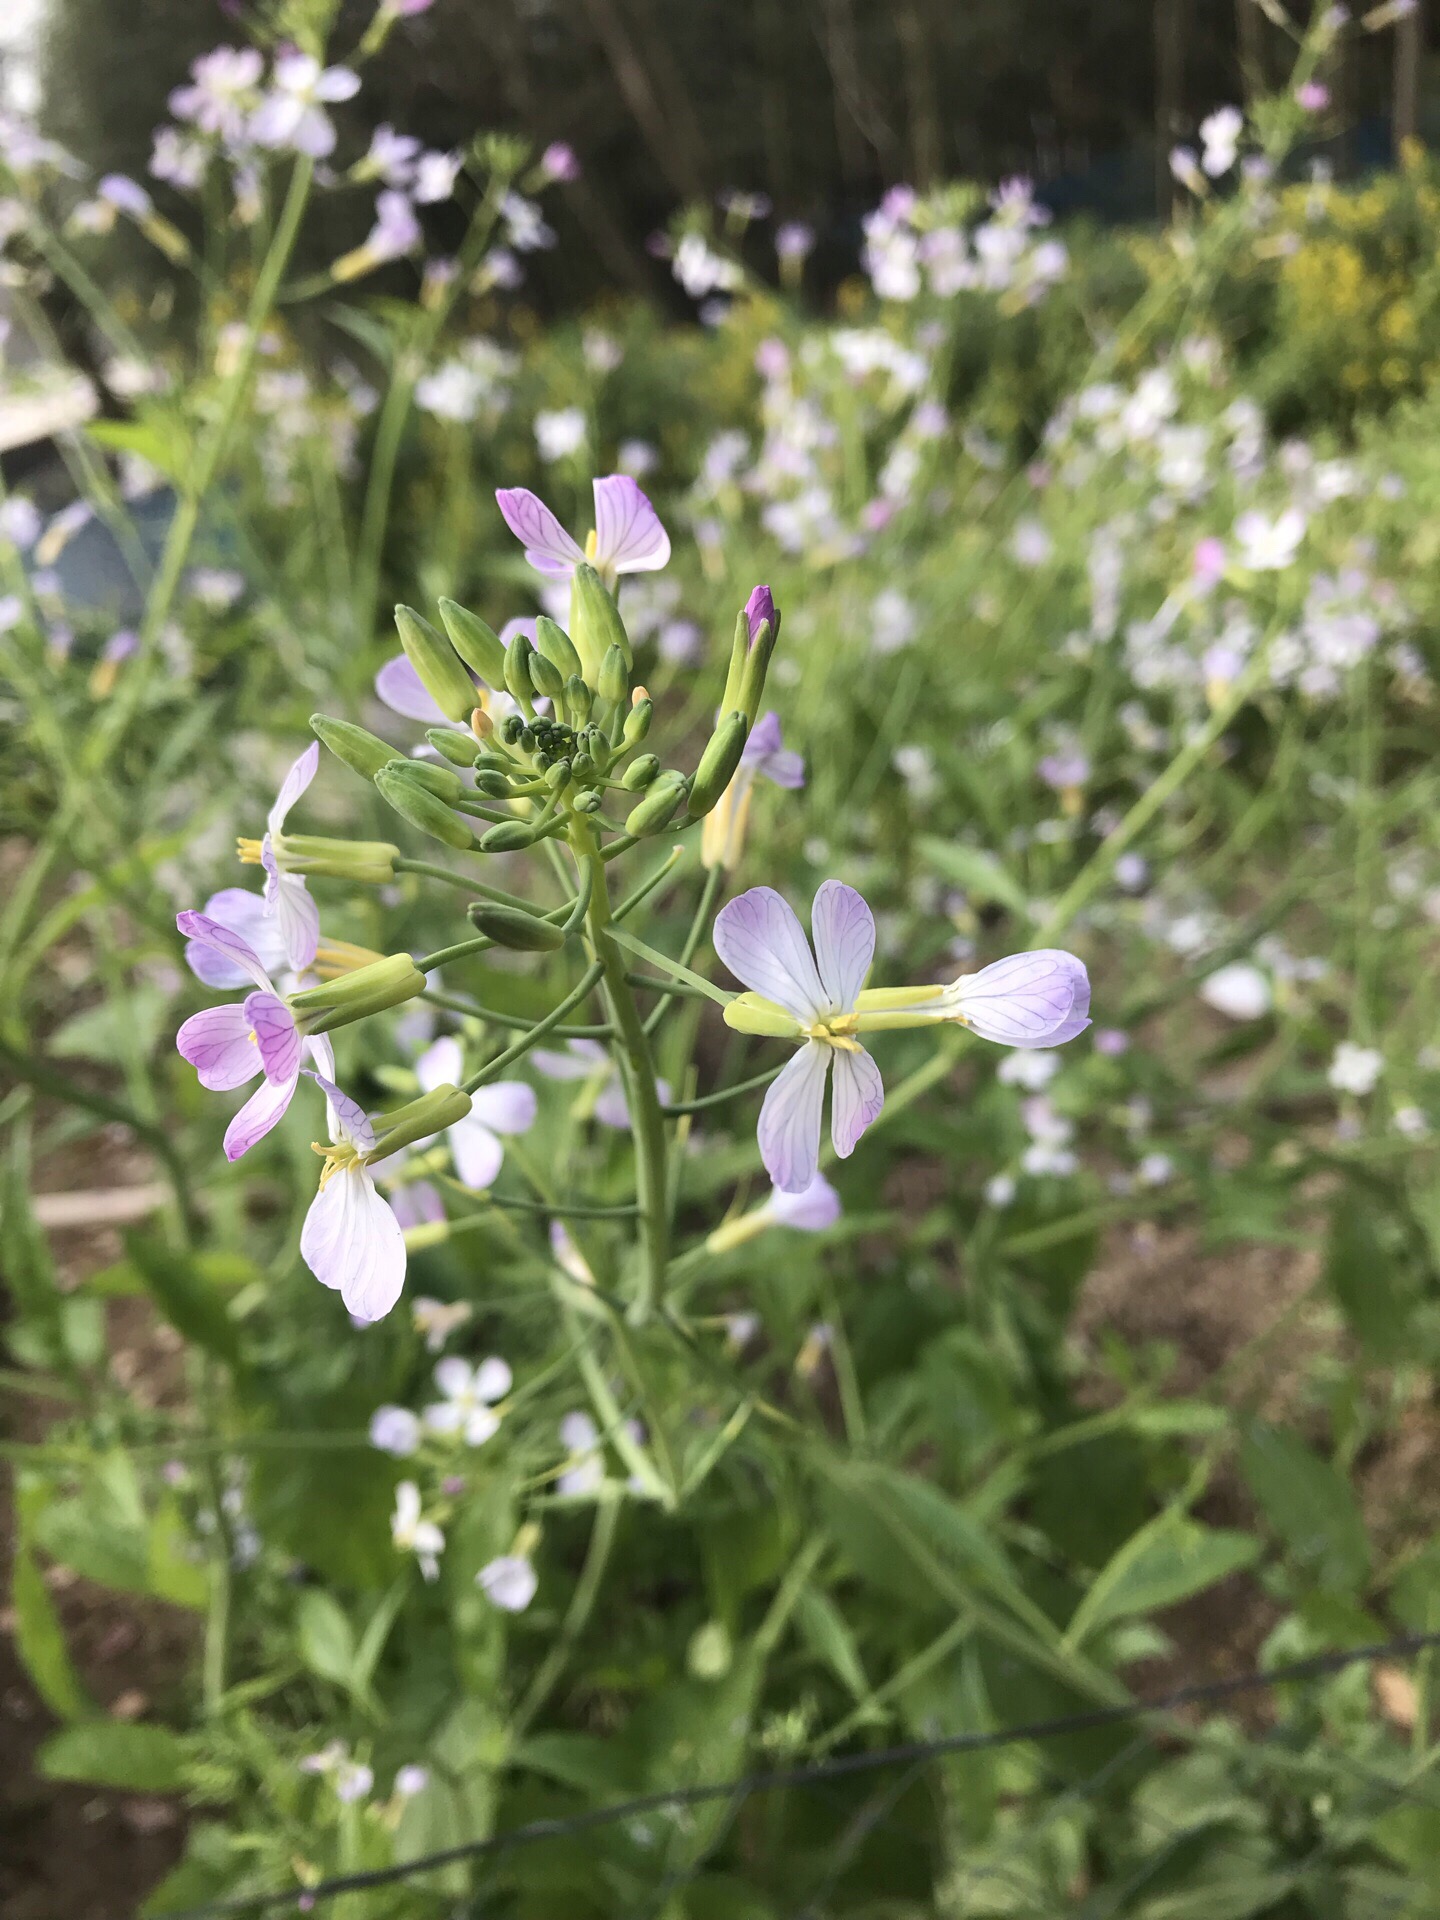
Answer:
xmin=504 ymin=631 xmax=535 ymax=711
xmin=475 ymin=769 xmax=517 ymax=797
xmin=574 ymin=789 xmax=603 ymax=814
xmin=529 ymin=649 xmax=564 ymax=699
xmin=383 ymin=757 xmax=464 ymax=804
xmin=535 ymin=614 xmax=583 ymax=684
xmin=311 ymin=713 xmax=393 ymax=781
xmin=480 ymin=818 xmax=539 ymax=852
xmin=570 ymin=561 xmax=631 ymax=681
xmin=470 ymin=706 xmax=493 ymax=742
xmin=599 ymin=644 xmax=630 ymax=706
xmin=624 ymin=772 xmax=688 ymax=838
xmin=375 ymin=766 xmax=474 ymax=849
xmin=396 ymin=605 xmax=476 ymax=722
xmin=467 ymin=903 xmax=568 ymax=951
xmin=426 ymin=728 xmax=479 ymax=768
xmin=622 ymin=753 xmax=661 ymax=791
xmin=438 ymin=598 xmax=508 ymax=687
xmin=687 ymin=712 xmax=749 ymax=819
xmin=270 ymin=833 xmax=398 ymax=884
xmin=623 ymin=696 xmax=653 ymax=747
xmin=565 ymin=675 xmax=593 ymax=725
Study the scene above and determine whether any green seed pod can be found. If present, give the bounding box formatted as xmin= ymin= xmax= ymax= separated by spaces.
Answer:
xmin=565 ymin=675 xmax=593 ymax=725
xmin=395 ymin=604 xmax=476 ymax=723
xmin=480 ymin=818 xmax=539 ymax=852
xmin=425 ymin=727 xmax=481 ymax=767
xmin=311 ymin=713 xmax=394 ymax=781
xmin=466 ymin=903 xmax=567 ymax=951
xmin=621 ymin=753 xmax=661 ymax=792
xmin=535 ymin=614 xmax=584 ymax=684
xmin=622 ymin=696 xmax=653 ymax=748
xmin=625 ymin=772 xmax=688 ymax=838
xmin=438 ymin=597 xmax=508 ymax=687
xmin=474 ymin=769 xmax=516 ymax=798
xmin=504 ymin=632 xmax=535 ymax=711
xmin=375 ymin=767 xmax=474 ymax=849
xmin=598 ymin=643 xmax=630 ymax=706
xmin=574 ymin=789 xmax=603 ymax=815
xmin=570 ymin=561 xmax=631 ymax=680
xmin=529 ymin=649 xmax=565 ymax=699
xmin=381 ymin=757 xmax=464 ymax=804
xmin=687 ymin=711 xmax=750 ymax=819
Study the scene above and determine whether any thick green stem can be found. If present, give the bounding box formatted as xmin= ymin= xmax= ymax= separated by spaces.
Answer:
xmin=570 ymin=818 xmax=671 ymax=1323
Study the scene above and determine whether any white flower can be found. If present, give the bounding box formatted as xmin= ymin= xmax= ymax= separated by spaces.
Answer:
xmin=1234 ymin=506 xmax=1305 ymax=571
xmin=1200 ymin=105 xmax=1244 ymax=177
xmin=391 ymin=1480 xmax=444 ymax=1580
xmin=1328 ymin=1043 xmax=1383 ymax=1097
xmin=997 ymin=1049 xmax=1061 ymax=1091
xmin=369 ymin=1406 xmax=421 ymax=1456
xmin=422 ymin=1356 xmax=511 ymax=1446
xmin=1200 ymin=963 xmax=1273 ymax=1022
xmin=477 ymin=1554 xmax=538 ymax=1612
xmin=984 ymin=1173 xmax=1017 ymax=1208
xmin=412 ymin=1296 xmax=472 ymax=1352
xmin=534 ymin=407 xmax=587 ymax=462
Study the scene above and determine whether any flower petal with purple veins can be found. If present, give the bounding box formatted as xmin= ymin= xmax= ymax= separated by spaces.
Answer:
xmin=244 ymin=991 xmax=301 ymax=1084
xmin=758 ymin=1041 xmax=830 ymax=1192
xmin=494 ymin=486 xmax=586 ymax=578
xmin=177 ymin=910 xmax=274 ymax=993
xmin=307 ymin=1071 xmax=377 ymax=1153
xmin=954 ymin=950 xmax=1091 ymax=1048
xmin=811 ymin=880 xmax=875 ymax=1012
xmin=830 ymin=1044 xmax=885 ymax=1158
xmin=469 ymin=1080 xmax=538 ymax=1134
xmin=185 ymin=889 xmax=287 ymax=987
xmin=223 ymin=1069 xmax=297 ymax=1161
xmin=448 ymin=1120 xmax=503 ymax=1191
xmin=260 ymin=842 xmax=320 ymax=971
xmin=591 ymin=475 xmax=670 ymax=574
xmin=177 ymin=1003 xmax=263 ymax=1091
xmin=267 ymin=742 xmax=319 ymax=836
xmin=301 ymin=1163 xmax=406 ymax=1322
xmin=713 ymin=887 xmax=827 ymax=1024
xmin=375 ymin=652 xmax=454 ymax=726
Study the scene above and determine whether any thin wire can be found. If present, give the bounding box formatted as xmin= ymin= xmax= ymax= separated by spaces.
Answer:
xmin=170 ymin=1629 xmax=1440 ymax=1918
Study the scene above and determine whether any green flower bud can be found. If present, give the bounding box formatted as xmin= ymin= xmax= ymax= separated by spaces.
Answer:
xmin=599 ymin=643 xmax=630 ymax=706
xmin=535 ymin=614 xmax=584 ymax=685
xmin=622 ymin=696 xmax=653 ymax=747
xmin=529 ymin=649 xmax=565 ymax=699
xmin=738 ymin=615 xmax=780 ymax=724
xmin=291 ymin=952 xmax=427 ymax=1035
xmin=467 ymin=903 xmax=567 ymax=951
xmin=570 ymin=561 xmax=631 ymax=681
xmin=566 ymin=675 xmax=593 ymax=725
xmin=437 ymin=598 xmax=508 ymax=687
xmin=621 ymin=753 xmax=661 ymax=791
xmin=395 ymin=605 xmax=476 ymax=723
xmin=480 ymin=818 xmax=539 ymax=852
xmin=545 ymin=757 xmax=572 ymax=790
xmin=504 ymin=631 xmax=535 ymax=711
xmin=687 ymin=710 xmax=749 ymax=818
xmin=382 ymin=757 xmax=465 ymax=804
xmin=571 ymin=749 xmax=594 ymax=781
xmin=719 ymin=608 xmax=750 ymax=715
xmin=375 ymin=766 xmax=474 ymax=849
xmin=474 ymin=769 xmax=517 ymax=798
xmin=624 ymin=772 xmax=688 ymax=838
xmin=269 ymin=833 xmax=398 ymax=884
xmin=369 ymin=1083 xmax=473 ymax=1162
xmin=426 ymin=727 xmax=479 ymax=767
xmin=574 ymin=789 xmax=603 ymax=815
xmin=311 ymin=713 xmax=393 ymax=781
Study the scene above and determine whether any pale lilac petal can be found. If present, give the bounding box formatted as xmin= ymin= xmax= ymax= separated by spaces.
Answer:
xmin=185 ymin=889 xmax=286 ymax=987
xmin=592 ymin=475 xmax=670 ymax=575
xmin=177 ymin=1004 xmax=262 ymax=1091
xmin=177 ymin=910 xmax=273 ymax=994
xmin=757 ymin=1041 xmax=830 ymax=1192
xmin=532 ymin=1039 xmax=607 ymax=1082
xmin=267 ymin=742 xmax=319 ymax=835
xmin=811 ymin=881 xmax=875 ymax=1012
xmin=416 ymin=1035 xmax=462 ymax=1093
xmin=314 ymin=65 xmax=361 ymax=102
xmin=301 ymin=1164 xmax=407 ymax=1322
xmin=375 ymin=653 xmax=451 ymax=725
xmin=389 ymin=1180 xmax=444 ymax=1230
xmin=434 ymin=1356 xmax=473 ymax=1398
xmin=224 ymin=1070 xmax=297 ymax=1160
xmin=594 ymin=1080 xmax=631 ymax=1129
xmin=244 ymin=990 xmax=301 ymax=1084
xmin=469 ymin=1080 xmax=537 ymax=1134
xmin=478 ymin=1554 xmax=537 ymax=1611
xmin=448 ymin=1120 xmax=504 ymax=1190
xmin=829 ymin=1045 xmax=884 ymax=1159
xmin=494 ymin=486 xmax=585 ymax=578
xmin=954 ymin=950 xmax=1091 ymax=1048
xmin=743 ymin=712 xmax=805 ymax=789
xmin=306 ymin=1070 xmax=377 ymax=1152
xmin=260 ymin=849 xmax=320 ymax=972
xmin=305 ymin=1031 xmax=337 ymax=1084
xmin=767 ymin=1172 xmax=841 ymax=1231
xmin=475 ymin=1356 xmax=512 ymax=1400
xmin=713 ymin=887 xmax=826 ymax=1023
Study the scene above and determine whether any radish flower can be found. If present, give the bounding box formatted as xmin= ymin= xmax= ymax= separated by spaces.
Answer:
xmin=495 ymin=474 xmax=670 ymax=588
xmin=301 ymin=1074 xmax=407 ymax=1324
xmin=415 ymin=1037 xmax=535 ymax=1187
xmin=422 ymin=1355 xmax=512 ymax=1446
xmin=236 ymin=743 xmax=320 ymax=970
xmin=390 ymin=1480 xmax=443 ymax=1580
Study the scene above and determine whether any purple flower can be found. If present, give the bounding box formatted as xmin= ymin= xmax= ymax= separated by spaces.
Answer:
xmin=183 ymin=888 xmax=288 ymax=987
xmin=169 ymin=46 xmax=264 ymax=142
xmin=301 ymin=1074 xmax=407 ymax=1323
xmin=369 ymin=1406 xmax=421 ymax=1455
xmin=246 ymin=744 xmax=320 ymax=970
xmin=250 ymin=52 xmax=359 ymax=160
xmin=495 ymin=475 xmax=670 ymax=587
xmin=765 ymin=1171 xmax=841 ymax=1230
xmin=175 ymin=911 xmax=333 ymax=1161
xmin=423 ymin=1354 xmax=511 ymax=1444
xmin=365 ymin=188 xmax=421 ymax=259
xmin=943 ymin=952 xmax=1091 ymax=1047
xmin=775 ymin=221 xmax=815 ymax=261
xmin=416 ymin=1037 xmax=536 ymax=1187
xmin=714 ymin=882 xmax=885 ymax=1191
xmin=98 ymin=173 xmax=152 ymax=218
xmin=744 ymin=584 xmax=778 ymax=643
xmin=539 ymin=141 xmax=580 ymax=182
xmin=1296 ymin=81 xmax=1330 ymax=111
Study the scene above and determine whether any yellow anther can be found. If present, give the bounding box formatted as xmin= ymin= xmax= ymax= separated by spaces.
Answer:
xmin=237 ymin=837 xmax=264 ymax=865
xmin=584 ymin=527 xmax=599 ymax=560
xmin=311 ymin=1140 xmax=361 ymax=1188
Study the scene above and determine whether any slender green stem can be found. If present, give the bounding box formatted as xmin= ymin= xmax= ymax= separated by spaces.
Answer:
xmin=443 ymin=1189 xmax=640 ymax=1221
xmin=461 ymin=963 xmax=605 ymax=1094
xmin=569 ymin=818 xmax=672 ymax=1323
xmin=422 ymin=988 xmax=612 ymax=1039
xmin=416 ymin=933 xmax=496 ymax=972
xmin=662 ymin=1065 xmax=783 ymax=1117
xmin=511 ymin=1490 xmax=620 ymax=1737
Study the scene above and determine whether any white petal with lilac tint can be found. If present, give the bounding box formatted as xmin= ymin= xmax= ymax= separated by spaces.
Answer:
xmin=416 ymin=1036 xmax=462 ymax=1092
xmin=743 ymin=712 xmax=805 ymax=789
xmin=308 ymin=1071 xmax=378 ymax=1153
xmin=185 ymin=889 xmax=287 ymax=987
xmin=470 ymin=1080 xmax=538 ymax=1134
xmin=223 ymin=1070 xmax=297 ymax=1161
xmin=591 ymin=475 xmax=670 ymax=574
xmin=261 ymin=841 xmax=320 ymax=971
xmin=375 ymin=653 xmax=455 ymax=726
xmin=176 ymin=1004 xmax=263 ymax=1091
xmin=593 ymin=1079 xmax=631 ymax=1129
xmin=474 ymin=1356 xmax=513 ymax=1401
xmin=952 ymin=950 xmax=1091 ymax=1048
xmin=812 ymin=880 xmax=875 ymax=1012
xmin=767 ymin=1172 xmax=841 ymax=1231
xmin=244 ymin=991 xmax=301 ymax=1083
xmin=532 ymin=1038 xmax=608 ymax=1081
xmin=714 ymin=887 xmax=827 ymax=1024
xmin=830 ymin=1045 xmax=885 ymax=1158
xmin=758 ymin=1041 xmax=830 ymax=1192
xmin=478 ymin=1554 xmax=538 ymax=1612
xmin=448 ymin=1120 xmax=504 ymax=1191
xmin=495 ymin=486 xmax=586 ymax=577
xmin=267 ymin=742 xmax=319 ymax=836
xmin=176 ymin=911 xmax=274 ymax=993
xmin=301 ymin=1162 xmax=406 ymax=1321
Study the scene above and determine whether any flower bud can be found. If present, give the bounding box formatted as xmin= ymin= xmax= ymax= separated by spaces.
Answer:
xmin=375 ymin=765 xmax=475 ymax=849
xmin=599 ymin=643 xmax=630 ymax=706
xmin=545 ymin=757 xmax=572 ymax=790
xmin=369 ymin=1084 xmax=473 ymax=1163
xmin=396 ymin=605 xmax=476 ymax=722
xmin=438 ymin=598 xmax=508 ymax=687
xmin=623 ymin=693 xmax=653 ymax=747
xmin=467 ymin=903 xmax=568 ymax=951
xmin=624 ymin=772 xmax=688 ymax=838
xmin=565 ymin=675 xmax=593 ymax=725
xmin=720 ymin=608 xmax=751 ymax=715
xmin=737 ymin=588 xmax=780 ymax=724
xmin=480 ymin=819 xmax=539 ymax=852
xmin=271 ymin=833 xmax=398 ymax=884
xmin=504 ymin=630 xmax=535 ymax=711
xmin=382 ymin=757 xmax=465 ymax=804
xmin=475 ymin=769 xmax=518 ymax=797
xmin=535 ymin=614 xmax=583 ymax=684
xmin=622 ymin=753 xmax=661 ymax=791
xmin=570 ymin=561 xmax=631 ymax=681
xmin=571 ymin=749 xmax=594 ymax=780
xmin=426 ymin=728 xmax=479 ymax=768
xmin=291 ymin=952 xmax=427 ymax=1034
xmin=687 ymin=711 xmax=749 ymax=818
xmin=311 ymin=713 xmax=393 ymax=781
xmin=528 ymin=649 xmax=565 ymax=699
xmin=574 ymin=789 xmax=603 ymax=814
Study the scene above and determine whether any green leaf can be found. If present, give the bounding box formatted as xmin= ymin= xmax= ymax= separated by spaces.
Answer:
xmin=795 ymin=1585 xmax=872 ymax=1702
xmin=33 ymin=1494 xmax=150 ymax=1594
xmin=50 ymin=983 xmax=170 ymax=1064
xmin=40 ymin=1719 xmax=187 ymax=1792
xmin=11 ymin=1538 xmax=92 ymax=1719
xmin=147 ymin=1497 xmax=208 ymax=1611
xmin=1325 ymin=1195 xmax=1415 ymax=1359
xmin=123 ymin=1232 xmax=243 ymax=1367
xmin=86 ymin=414 xmax=191 ymax=484
xmin=917 ymin=836 xmax=1031 ymax=919
xmin=1240 ymin=1421 xmax=1370 ymax=1595
xmin=297 ymin=1589 xmax=356 ymax=1689
xmin=1066 ymin=1516 xmax=1260 ymax=1649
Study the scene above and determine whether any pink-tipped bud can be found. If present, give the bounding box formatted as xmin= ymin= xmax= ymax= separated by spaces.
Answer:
xmin=745 ymin=584 xmax=778 ymax=645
